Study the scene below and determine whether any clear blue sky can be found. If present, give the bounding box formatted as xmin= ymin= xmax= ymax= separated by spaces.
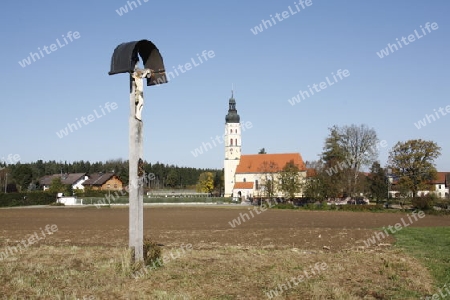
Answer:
xmin=1 ymin=1 xmax=449 ymax=170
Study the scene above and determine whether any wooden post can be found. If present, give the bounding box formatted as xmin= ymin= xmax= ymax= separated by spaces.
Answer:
xmin=129 ymin=70 xmax=145 ymax=262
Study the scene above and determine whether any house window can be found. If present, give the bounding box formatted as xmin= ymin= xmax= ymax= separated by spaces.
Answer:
xmin=235 ymin=139 xmax=237 ymax=146
xmin=230 ymin=139 xmax=233 ymax=146
xmin=243 ymin=178 xmax=246 ymax=182
xmin=230 ymin=129 xmax=232 ymax=134
xmin=114 ymin=184 xmax=117 ymax=189
xmin=439 ymin=184 xmax=442 ymax=189
xmin=255 ymin=180 xmax=259 ymax=190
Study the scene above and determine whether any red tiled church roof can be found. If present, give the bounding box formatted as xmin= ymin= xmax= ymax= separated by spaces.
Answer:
xmin=235 ymin=153 xmax=305 ymax=174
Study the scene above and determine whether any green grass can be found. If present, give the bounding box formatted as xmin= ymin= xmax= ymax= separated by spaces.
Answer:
xmin=393 ymin=227 xmax=450 ymax=287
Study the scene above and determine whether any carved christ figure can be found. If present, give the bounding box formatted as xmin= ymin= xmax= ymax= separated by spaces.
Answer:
xmin=132 ymin=68 xmax=151 ymax=121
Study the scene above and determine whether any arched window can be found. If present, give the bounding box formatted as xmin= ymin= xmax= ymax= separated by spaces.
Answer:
xmin=230 ymin=139 xmax=233 ymax=146
xmin=230 ymin=129 xmax=232 ymax=134
xmin=243 ymin=178 xmax=246 ymax=182
xmin=235 ymin=139 xmax=237 ymax=145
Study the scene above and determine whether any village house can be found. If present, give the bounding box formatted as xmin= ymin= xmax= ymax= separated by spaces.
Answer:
xmin=82 ymin=172 xmax=123 ymax=191
xmin=39 ymin=173 xmax=88 ymax=191
xmin=417 ymin=172 xmax=450 ymax=198
xmin=389 ymin=172 xmax=449 ymax=199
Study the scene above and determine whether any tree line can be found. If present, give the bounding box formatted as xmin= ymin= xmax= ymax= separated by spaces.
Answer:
xmin=0 ymin=159 xmax=222 ymax=192
xmin=303 ymin=124 xmax=442 ymax=203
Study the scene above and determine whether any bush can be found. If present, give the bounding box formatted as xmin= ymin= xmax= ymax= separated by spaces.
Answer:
xmin=0 ymin=192 xmax=55 ymax=207
xmin=143 ymin=237 xmax=162 ymax=268
xmin=412 ymin=195 xmax=437 ymax=210
xmin=320 ymin=201 xmax=329 ymax=210
xmin=337 ymin=204 xmax=384 ymax=212
xmin=301 ymin=201 xmax=325 ymax=210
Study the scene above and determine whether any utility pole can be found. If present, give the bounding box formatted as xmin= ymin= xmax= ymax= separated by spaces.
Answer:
xmin=109 ymin=39 xmax=167 ymax=263
xmin=4 ymin=173 xmax=7 ymax=193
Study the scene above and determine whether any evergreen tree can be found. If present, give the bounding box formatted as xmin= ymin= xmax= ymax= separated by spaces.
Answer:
xmin=368 ymin=162 xmax=388 ymax=204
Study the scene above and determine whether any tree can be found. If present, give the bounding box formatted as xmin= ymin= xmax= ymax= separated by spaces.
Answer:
xmin=388 ymin=139 xmax=441 ymax=198
xmin=48 ymin=177 xmax=69 ymax=195
xmin=11 ymin=164 xmax=33 ymax=191
xmin=303 ymin=161 xmax=330 ymax=201
xmin=196 ymin=172 xmax=215 ymax=194
xmin=321 ymin=127 xmax=348 ymax=197
xmin=258 ymin=161 xmax=278 ymax=199
xmin=165 ymin=169 xmax=179 ymax=188
xmin=213 ymin=171 xmax=224 ymax=196
xmin=367 ymin=162 xmax=388 ymax=204
xmin=322 ymin=124 xmax=379 ymax=196
xmin=279 ymin=160 xmax=302 ymax=200
xmin=258 ymin=148 xmax=267 ymax=154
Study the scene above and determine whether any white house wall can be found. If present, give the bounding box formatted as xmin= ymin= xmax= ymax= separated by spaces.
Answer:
xmin=72 ymin=175 xmax=89 ymax=191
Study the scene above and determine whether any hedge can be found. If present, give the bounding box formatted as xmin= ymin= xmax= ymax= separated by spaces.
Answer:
xmin=0 ymin=192 xmax=56 ymax=207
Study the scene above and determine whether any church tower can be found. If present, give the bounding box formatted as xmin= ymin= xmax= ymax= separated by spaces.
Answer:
xmin=224 ymin=92 xmax=241 ymax=197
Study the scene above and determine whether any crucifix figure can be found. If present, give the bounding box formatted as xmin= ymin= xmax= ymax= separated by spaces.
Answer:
xmin=132 ymin=68 xmax=152 ymax=121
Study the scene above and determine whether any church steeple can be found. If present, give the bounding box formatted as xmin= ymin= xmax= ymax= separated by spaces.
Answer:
xmin=224 ymin=92 xmax=242 ymax=155
xmin=225 ymin=91 xmax=240 ymax=123
xmin=224 ymin=90 xmax=242 ymax=197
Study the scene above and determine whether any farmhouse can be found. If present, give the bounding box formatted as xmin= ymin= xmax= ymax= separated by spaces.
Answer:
xmin=83 ymin=172 xmax=123 ymax=191
xmin=417 ymin=172 xmax=449 ymax=198
xmin=389 ymin=172 xmax=449 ymax=199
xmin=223 ymin=93 xmax=307 ymax=199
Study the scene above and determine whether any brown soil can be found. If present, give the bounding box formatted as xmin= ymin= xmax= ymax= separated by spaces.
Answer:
xmin=1 ymin=205 xmax=448 ymax=252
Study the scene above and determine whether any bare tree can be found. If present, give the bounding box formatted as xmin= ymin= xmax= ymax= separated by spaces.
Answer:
xmin=339 ymin=124 xmax=379 ymax=195
xmin=322 ymin=124 xmax=379 ymax=196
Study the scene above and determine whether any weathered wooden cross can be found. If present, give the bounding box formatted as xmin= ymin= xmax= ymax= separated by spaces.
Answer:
xmin=109 ymin=40 xmax=167 ymax=262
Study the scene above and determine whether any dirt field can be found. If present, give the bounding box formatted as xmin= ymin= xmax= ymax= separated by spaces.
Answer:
xmin=1 ymin=205 xmax=448 ymax=251
xmin=1 ymin=205 xmax=449 ymax=299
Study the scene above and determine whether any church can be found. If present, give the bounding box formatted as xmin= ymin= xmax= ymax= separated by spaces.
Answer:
xmin=223 ymin=93 xmax=307 ymax=200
